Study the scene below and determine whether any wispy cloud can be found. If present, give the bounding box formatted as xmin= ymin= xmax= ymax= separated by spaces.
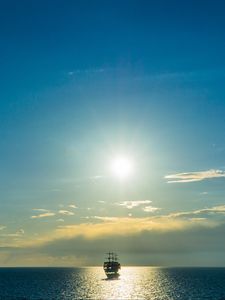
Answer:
xmin=169 ymin=205 xmax=225 ymax=218
xmin=116 ymin=200 xmax=152 ymax=209
xmin=143 ymin=206 xmax=160 ymax=213
xmin=31 ymin=207 xmax=75 ymax=219
xmin=0 ymin=229 xmax=24 ymax=237
xmin=68 ymin=68 xmax=105 ymax=76
xmin=31 ymin=212 xmax=56 ymax=219
xmin=68 ymin=205 xmax=77 ymax=209
xmin=58 ymin=210 xmax=74 ymax=216
xmin=18 ymin=229 xmax=25 ymax=235
xmin=0 ymin=226 xmax=6 ymax=231
xmin=189 ymin=217 xmax=207 ymax=222
xmin=165 ymin=169 xmax=225 ymax=183
xmin=90 ymin=175 xmax=104 ymax=180
xmin=91 ymin=216 xmax=119 ymax=222
xmin=32 ymin=208 xmax=49 ymax=212
xmin=59 ymin=175 xmax=104 ymax=185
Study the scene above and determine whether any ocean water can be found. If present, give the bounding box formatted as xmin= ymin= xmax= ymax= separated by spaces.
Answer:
xmin=0 ymin=267 xmax=225 ymax=300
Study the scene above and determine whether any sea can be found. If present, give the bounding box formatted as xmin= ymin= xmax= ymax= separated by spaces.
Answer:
xmin=0 ymin=267 xmax=225 ymax=300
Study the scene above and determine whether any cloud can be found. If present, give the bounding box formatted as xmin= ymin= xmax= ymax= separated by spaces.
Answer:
xmin=169 ymin=205 xmax=225 ymax=218
xmin=90 ymin=175 xmax=104 ymax=180
xmin=189 ymin=218 xmax=206 ymax=222
xmin=3 ymin=222 xmax=225 ymax=267
xmin=143 ymin=206 xmax=160 ymax=213
xmin=37 ymin=222 xmax=225 ymax=267
xmin=32 ymin=208 xmax=49 ymax=212
xmin=2 ymin=205 xmax=225 ymax=266
xmin=116 ymin=200 xmax=152 ymax=209
xmin=0 ymin=229 xmax=24 ymax=237
xmin=54 ymin=215 xmax=216 ymax=241
xmin=26 ymin=205 xmax=225 ymax=245
xmin=17 ymin=229 xmax=25 ymax=235
xmin=0 ymin=226 xmax=6 ymax=231
xmin=58 ymin=210 xmax=74 ymax=216
xmin=51 ymin=204 xmax=225 ymax=241
xmin=31 ymin=212 xmax=56 ymax=219
xmin=68 ymin=68 xmax=105 ymax=76
xmin=91 ymin=216 xmax=119 ymax=222
xmin=165 ymin=169 xmax=225 ymax=183
xmin=56 ymin=219 xmax=64 ymax=222
xmin=31 ymin=208 xmax=75 ymax=219
xmin=68 ymin=205 xmax=77 ymax=209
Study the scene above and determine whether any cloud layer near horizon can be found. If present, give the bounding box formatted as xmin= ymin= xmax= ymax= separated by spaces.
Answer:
xmin=1 ymin=217 xmax=225 ymax=267
xmin=1 ymin=204 xmax=225 ymax=266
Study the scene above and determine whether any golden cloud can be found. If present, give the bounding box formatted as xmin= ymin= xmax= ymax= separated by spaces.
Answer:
xmin=31 ymin=212 xmax=56 ymax=219
xmin=10 ymin=205 xmax=225 ymax=250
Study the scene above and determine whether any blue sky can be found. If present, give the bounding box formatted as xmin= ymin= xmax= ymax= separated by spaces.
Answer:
xmin=1 ymin=0 xmax=225 ymax=266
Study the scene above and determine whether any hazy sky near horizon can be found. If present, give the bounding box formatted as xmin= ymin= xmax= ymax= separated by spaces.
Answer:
xmin=1 ymin=0 xmax=225 ymax=266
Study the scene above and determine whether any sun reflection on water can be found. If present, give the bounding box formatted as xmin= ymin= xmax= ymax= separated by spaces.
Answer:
xmin=65 ymin=266 xmax=225 ymax=300
xmin=97 ymin=266 xmax=167 ymax=300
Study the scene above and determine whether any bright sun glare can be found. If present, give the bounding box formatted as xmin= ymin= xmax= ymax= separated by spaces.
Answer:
xmin=111 ymin=156 xmax=133 ymax=179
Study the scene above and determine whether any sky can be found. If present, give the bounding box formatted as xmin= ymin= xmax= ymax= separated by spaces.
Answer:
xmin=1 ymin=0 xmax=225 ymax=266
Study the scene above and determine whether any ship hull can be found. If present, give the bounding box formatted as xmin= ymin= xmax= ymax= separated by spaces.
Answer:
xmin=105 ymin=272 xmax=120 ymax=279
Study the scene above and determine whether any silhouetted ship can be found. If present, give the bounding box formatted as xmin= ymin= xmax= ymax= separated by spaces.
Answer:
xmin=103 ymin=252 xmax=121 ymax=279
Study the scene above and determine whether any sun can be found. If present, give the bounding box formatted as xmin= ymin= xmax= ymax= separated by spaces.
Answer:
xmin=110 ymin=156 xmax=133 ymax=179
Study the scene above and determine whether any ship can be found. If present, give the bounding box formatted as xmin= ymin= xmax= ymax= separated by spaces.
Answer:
xmin=103 ymin=252 xmax=121 ymax=279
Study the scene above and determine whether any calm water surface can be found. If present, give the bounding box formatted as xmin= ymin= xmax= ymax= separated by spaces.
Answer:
xmin=0 ymin=267 xmax=225 ymax=300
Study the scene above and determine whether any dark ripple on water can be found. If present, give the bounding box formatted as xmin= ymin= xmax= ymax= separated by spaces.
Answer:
xmin=0 ymin=267 xmax=225 ymax=300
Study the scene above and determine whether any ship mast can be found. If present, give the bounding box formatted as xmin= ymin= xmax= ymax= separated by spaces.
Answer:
xmin=107 ymin=252 xmax=112 ymax=262
xmin=106 ymin=252 xmax=118 ymax=262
